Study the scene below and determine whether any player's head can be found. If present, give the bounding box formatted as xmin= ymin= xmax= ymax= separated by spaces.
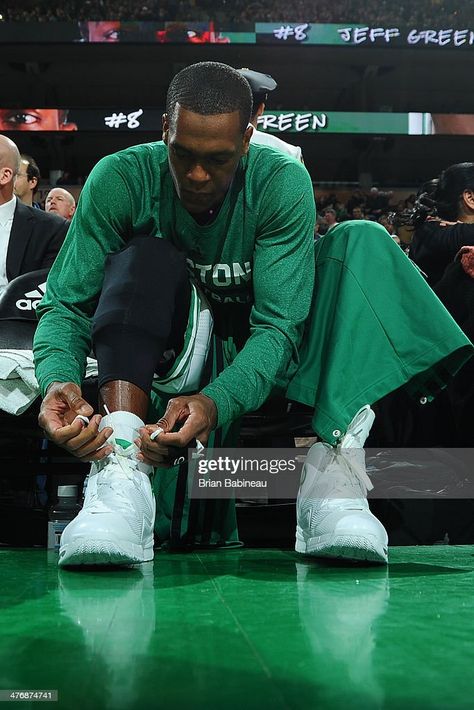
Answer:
xmin=165 ymin=61 xmax=252 ymax=135
xmin=162 ymin=62 xmax=253 ymax=216
xmin=435 ymin=162 xmax=474 ymax=221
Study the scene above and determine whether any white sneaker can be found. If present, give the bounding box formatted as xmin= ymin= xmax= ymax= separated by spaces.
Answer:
xmin=295 ymin=406 xmax=388 ymax=564
xmin=58 ymin=446 xmax=156 ymax=567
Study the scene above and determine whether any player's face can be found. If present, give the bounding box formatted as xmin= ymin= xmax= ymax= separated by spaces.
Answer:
xmin=88 ymin=21 xmax=121 ymax=42
xmin=163 ymin=105 xmax=251 ymax=215
xmin=0 ymin=108 xmax=77 ymax=131
xmin=0 ymin=109 xmax=77 ymax=131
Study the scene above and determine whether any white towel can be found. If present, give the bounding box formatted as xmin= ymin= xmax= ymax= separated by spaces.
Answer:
xmin=0 ymin=349 xmax=98 ymax=416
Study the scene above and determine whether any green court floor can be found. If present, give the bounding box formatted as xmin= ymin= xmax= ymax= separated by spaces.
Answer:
xmin=1 ymin=546 xmax=474 ymax=710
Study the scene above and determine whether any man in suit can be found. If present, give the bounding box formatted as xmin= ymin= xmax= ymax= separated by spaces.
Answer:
xmin=14 ymin=154 xmax=42 ymax=208
xmin=0 ymin=135 xmax=69 ymax=297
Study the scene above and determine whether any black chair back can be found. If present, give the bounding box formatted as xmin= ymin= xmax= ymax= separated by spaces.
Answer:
xmin=0 ymin=269 xmax=49 ymax=349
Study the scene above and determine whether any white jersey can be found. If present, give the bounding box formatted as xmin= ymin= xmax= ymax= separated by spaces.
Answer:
xmin=250 ymin=127 xmax=303 ymax=162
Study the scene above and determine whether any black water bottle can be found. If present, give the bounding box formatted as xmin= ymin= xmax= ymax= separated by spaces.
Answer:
xmin=47 ymin=485 xmax=81 ymax=550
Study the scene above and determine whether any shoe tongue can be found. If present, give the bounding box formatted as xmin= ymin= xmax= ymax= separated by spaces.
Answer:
xmin=115 ymin=438 xmax=133 ymax=450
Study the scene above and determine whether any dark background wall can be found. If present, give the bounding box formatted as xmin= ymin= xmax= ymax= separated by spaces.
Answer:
xmin=2 ymin=40 xmax=473 ymax=186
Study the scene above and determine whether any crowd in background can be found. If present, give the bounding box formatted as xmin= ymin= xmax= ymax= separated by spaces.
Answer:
xmin=21 ymin=158 xmax=412 ymax=244
xmin=2 ymin=0 xmax=470 ymax=26
xmin=314 ymin=187 xmax=414 ymax=244
xmin=30 ymin=171 xmax=412 ymax=243
xmin=30 ymin=171 xmax=415 ymax=244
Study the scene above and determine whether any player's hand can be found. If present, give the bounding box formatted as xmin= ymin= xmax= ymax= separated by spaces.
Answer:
xmin=136 ymin=393 xmax=217 ymax=466
xmin=38 ymin=381 xmax=113 ymax=461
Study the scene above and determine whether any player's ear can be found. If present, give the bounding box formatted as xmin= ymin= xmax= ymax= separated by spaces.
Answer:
xmin=242 ymin=124 xmax=253 ymax=155
xmin=162 ymin=113 xmax=169 ymax=145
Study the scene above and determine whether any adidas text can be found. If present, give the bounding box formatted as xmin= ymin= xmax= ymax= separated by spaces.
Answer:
xmin=16 ymin=283 xmax=46 ymax=311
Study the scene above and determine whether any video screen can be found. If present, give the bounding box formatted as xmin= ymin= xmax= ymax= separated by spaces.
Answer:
xmin=2 ymin=108 xmax=474 ymax=135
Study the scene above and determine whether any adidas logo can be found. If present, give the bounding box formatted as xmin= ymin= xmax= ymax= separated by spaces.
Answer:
xmin=16 ymin=282 xmax=47 ymax=311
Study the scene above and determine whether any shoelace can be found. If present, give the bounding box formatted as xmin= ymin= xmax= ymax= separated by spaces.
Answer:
xmin=340 ymin=405 xmax=371 ymax=446
xmin=338 ymin=446 xmax=374 ymax=494
xmin=87 ymin=444 xmax=144 ymax=514
xmin=98 ymin=403 xmax=142 ymax=480
xmin=313 ymin=446 xmax=373 ymax=509
xmin=339 ymin=405 xmax=374 ymax=493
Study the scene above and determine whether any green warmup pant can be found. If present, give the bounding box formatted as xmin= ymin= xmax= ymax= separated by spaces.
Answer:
xmin=149 ymin=337 xmax=243 ymax=550
xmin=287 ymin=220 xmax=473 ymax=444
xmin=152 ymin=220 xmax=474 ymax=548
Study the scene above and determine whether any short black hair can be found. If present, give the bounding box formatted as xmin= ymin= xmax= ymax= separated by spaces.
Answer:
xmin=166 ymin=61 xmax=252 ymax=135
xmin=20 ymin=154 xmax=40 ymax=192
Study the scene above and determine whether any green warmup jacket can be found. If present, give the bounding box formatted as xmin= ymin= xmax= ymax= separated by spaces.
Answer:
xmin=33 ymin=141 xmax=316 ymax=428
xmin=32 ymin=144 xmax=473 ymax=548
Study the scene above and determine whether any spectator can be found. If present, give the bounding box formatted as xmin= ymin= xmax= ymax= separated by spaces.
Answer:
xmin=410 ymin=163 xmax=474 ymax=287
xmin=366 ymin=187 xmax=392 ymax=218
xmin=346 ymin=189 xmax=366 ymax=216
xmin=0 ymin=135 xmax=69 ymax=297
xmin=14 ymin=154 xmax=42 ymax=208
xmin=2 ymin=0 xmax=473 ymax=26
xmin=334 ymin=199 xmax=348 ymax=222
xmin=378 ymin=212 xmax=393 ymax=233
xmin=351 ymin=205 xmax=365 ymax=220
xmin=322 ymin=207 xmax=339 ymax=231
xmin=434 ymin=246 xmax=474 ymax=445
xmin=378 ymin=213 xmax=402 ymax=246
xmin=45 ymin=188 xmax=76 ymax=220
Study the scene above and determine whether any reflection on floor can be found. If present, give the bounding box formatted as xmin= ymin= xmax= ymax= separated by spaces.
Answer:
xmin=1 ymin=547 xmax=474 ymax=709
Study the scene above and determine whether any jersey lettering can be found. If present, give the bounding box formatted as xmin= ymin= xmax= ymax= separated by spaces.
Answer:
xmin=187 ymin=258 xmax=252 ymax=288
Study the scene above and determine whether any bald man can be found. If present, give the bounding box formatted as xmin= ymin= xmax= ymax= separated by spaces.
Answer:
xmin=0 ymin=135 xmax=69 ymax=296
xmin=45 ymin=187 xmax=76 ymax=221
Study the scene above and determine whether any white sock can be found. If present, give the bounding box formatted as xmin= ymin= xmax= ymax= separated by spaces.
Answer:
xmin=99 ymin=410 xmax=145 ymax=450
